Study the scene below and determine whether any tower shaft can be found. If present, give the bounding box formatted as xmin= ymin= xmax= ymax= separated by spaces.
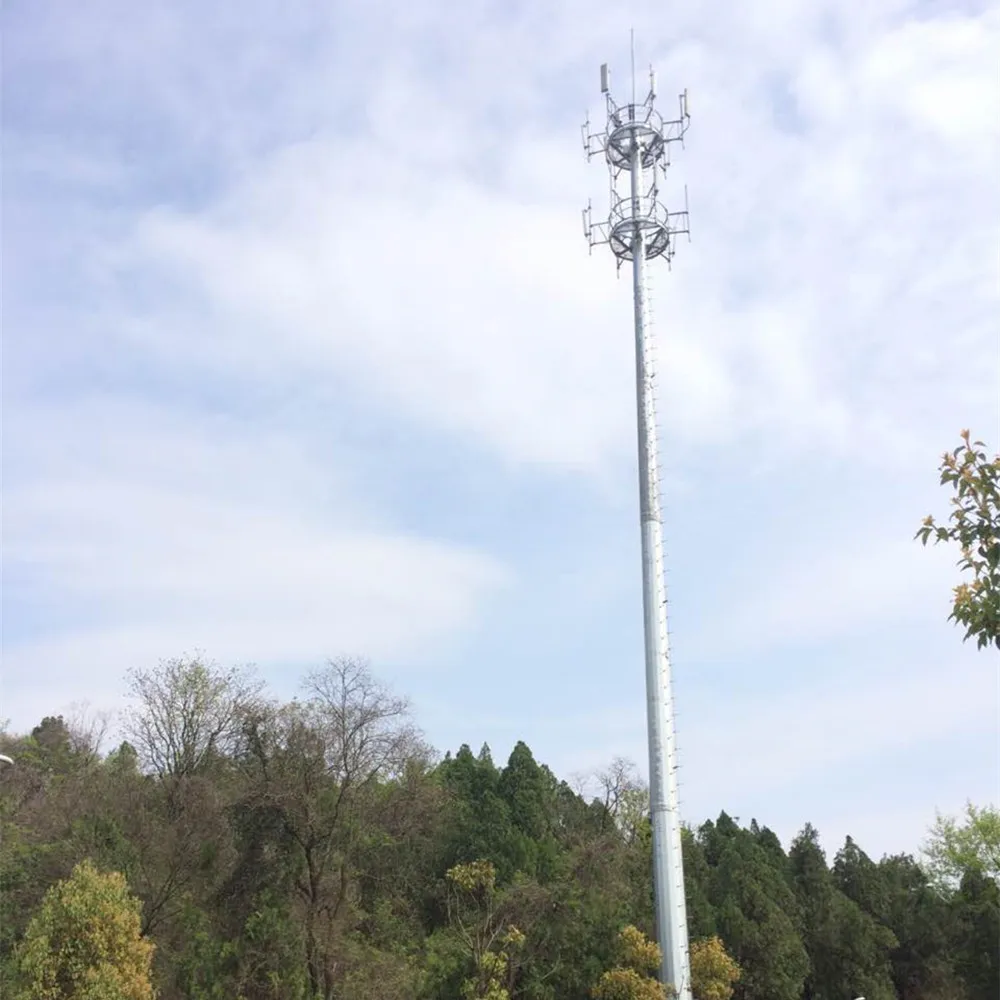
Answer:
xmin=629 ymin=141 xmax=692 ymax=1000
xmin=582 ymin=58 xmax=692 ymax=996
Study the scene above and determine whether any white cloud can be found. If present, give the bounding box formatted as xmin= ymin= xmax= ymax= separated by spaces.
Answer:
xmin=1 ymin=398 xmax=510 ymax=730
xmin=860 ymin=10 xmax=1000 ymax=148
xmin=54 ymin=0 xmax=987 ymax=483
xmin=688 ymin=528 xmax=961 ymax=658
xmin=124 ymin=158 xmax=639 ymax=472
xmin=3 ymin=0 xmax=998 ymax=857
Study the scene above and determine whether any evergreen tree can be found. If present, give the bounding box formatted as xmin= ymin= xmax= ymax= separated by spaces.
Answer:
xmin=439 ymin=744 xmax=522 ymax=881
xmin=498 ymin=741 xmax=561 ymax=881
xmin=789 ymin=825 xmax=895 ymax=1000
xmin=682 ymin=826 xmax=717 ymax=941
xmin=1 ymin=663 xmax=994 ymax=1000
xmin=951 ymin=870 xmax=1000 ymax=1000
xmin=704 ymin=819 xmax=809 ymax=1000
xmin=833 ymin=836 xmax=890 ymax=923
xmin=878 ymin=853 xmax=956 ymax=999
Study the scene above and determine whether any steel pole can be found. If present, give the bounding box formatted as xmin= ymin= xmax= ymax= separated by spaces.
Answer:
xmin=629 ymin=130 xmax=692 ymax=1000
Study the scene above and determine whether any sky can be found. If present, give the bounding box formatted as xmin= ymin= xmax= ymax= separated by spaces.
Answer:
xmin=2 ymin=0 xmax=998 ymax=864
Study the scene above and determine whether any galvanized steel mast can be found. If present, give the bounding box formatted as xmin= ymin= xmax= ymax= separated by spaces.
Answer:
xmin=582 ymin=46 xmax=692 ymax=998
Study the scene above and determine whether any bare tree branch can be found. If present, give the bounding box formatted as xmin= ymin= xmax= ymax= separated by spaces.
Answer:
xmin=123 ymin=655 xmax=264 ymax=778
xmin=64 ymin=702 xmax=113 ymax=765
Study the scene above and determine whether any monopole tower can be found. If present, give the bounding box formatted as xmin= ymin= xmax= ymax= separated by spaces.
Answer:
xmin=581 ymin=48 xmax=693 ymax=998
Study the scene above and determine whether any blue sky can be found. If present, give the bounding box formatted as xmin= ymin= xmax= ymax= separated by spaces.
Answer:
xmin=2 ymin=0 xmax=998 ymax=862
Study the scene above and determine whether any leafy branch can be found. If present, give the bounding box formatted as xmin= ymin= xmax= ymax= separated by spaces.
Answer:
xmin=917 ymin=430 xmax=1000 ymax=650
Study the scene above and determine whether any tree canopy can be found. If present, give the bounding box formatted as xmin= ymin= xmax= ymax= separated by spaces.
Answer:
xmin=922 ymin=802 xmax=1000 ymax=889
xmin=0 ymin=655 xmax=995 ymax=1000
xmin=14 ymin=858 xmax=155 ymax=1000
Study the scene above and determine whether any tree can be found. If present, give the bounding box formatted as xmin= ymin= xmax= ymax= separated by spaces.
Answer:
xmin=593 ymin=758 xmax=650 ymax=848
xmin=124 ymin=655 xmax=264 ymax=779
xmin=592 ymin=925 xmax=668 ymax=1000
xmin=949 ymin=870 xmax=1000 ymax=1000
xmin=917 ymin=430 xmax=1000 ymax=649
xmin=592 ymin=969 xmax=666 ymax=1000
xmin=493 ymin=820 xmax=641 ymax=999
xmin=15 ymin=715 xmax=103 ymax=777
xmin=690 ymin=936 xmax=740 ymax=1000
xmin=443 ymin=860 xmax=524 ymax=1000
xmin=0 ymin=726 xmax=157 ymax=974
xmin=438 ymin=745 xmax=522 ymax=882
xmin=15 ymin=858 xmax=155 ymax=999
xmin=238 ymin=658 xmax=423 ymax=1000
xmin=29 ymin=717 xmax=75 ymax=769
xmin=117 ymin=772 xmax=233 ymax=937
xmin=789 ymin=825 xmax=896 ymax=1000
xmin=8 ymin=660 xmax=998 ymax=1000
xmin=833 ymin=836 xmax=890 ymax=923
xmin=922 ymin=802 xmax=1000 ymax=888
xmin=64 ymin=703 xmax=113 ymax=765
xmin=682 ymin=827 xmax=717 ymax=943
xmin=497 ymin=742 xmax=563 ymax=882
xmin=499 ymin=742 xmax=550 ymax=844
xmin=876 ymin=853 xmax=956 ymax=1000
xmin=702 ymin=817 xmax=809 ymax=1000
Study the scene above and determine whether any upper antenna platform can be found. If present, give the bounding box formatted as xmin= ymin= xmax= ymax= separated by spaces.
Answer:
xmin=582 ymin=60 xmax=691 ymax=270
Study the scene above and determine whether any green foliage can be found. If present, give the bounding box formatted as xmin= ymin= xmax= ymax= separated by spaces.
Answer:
xmin=420 ymin=927 xmax=472 ymax=998
xmin=917 ymin=430 xmax=1000 ymax=649
xmin=875 ymin=853 xmax=957 ymax=999
xmin=682 ymin=828 xmax=717 ymax=941
xmin=444 ymin=860 xmax=525 ymax=999
xmin=499 ymin=742 xmax=549 ymax=844
xmin=833 ymin=836 xmax=890 ymax=922
xmin=703 ymin=816 xmax=809 ymax=1000
xmin=461 ymin=950 xmax=512 ymax=1000
xmin=950 ymin=870 xmax=1000 ymax=999
xmin=124 ymin=656 xmax=263 ymax=778
xmin=789 ymin=824 xmax=896 ymax=1000
xmin=439 ymin=745 xmax=527 ymax=883
xmin=689 ymin=936 xmax=740 ymax=1000
xmin=616 ymin=925 xmax=661 ymax=976
xmin=2 ymin=661 xmax=997 ymax=1000
xmin=591 ymin=926 xmax=667 ymax=1000
xmin=448 ymin=859 xmax=499 ymax=895
xmin=922 ymin=801 xmax=1000 ymax=888
xmin=592 ymin=968 xmax=666 ymax=1000
xmin=171 ymin=903 xmax=238 ymax=1000
xmin=28 ymin=717 xmax=77 ymax=774
xmin=15 ymin=858 xmax=155 ymax=1000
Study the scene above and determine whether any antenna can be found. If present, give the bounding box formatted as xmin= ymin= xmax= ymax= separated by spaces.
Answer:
xmin=580 ymin=39 xmax=693 ymax=1000
xmin=630 ymin=28 xmax=636 ymax=106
